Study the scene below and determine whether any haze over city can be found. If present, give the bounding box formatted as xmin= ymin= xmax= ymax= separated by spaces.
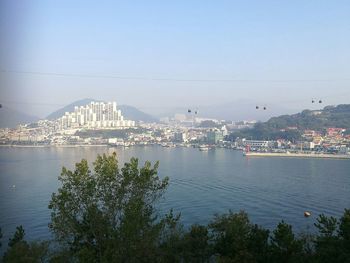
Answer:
xmin=1 ymin=0 xmax=350 ymax=119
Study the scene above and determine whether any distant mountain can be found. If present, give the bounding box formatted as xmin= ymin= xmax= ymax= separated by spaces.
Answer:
xmin=46 ymin=98 xmax=158 ymax=123
xmin=46 ymin=98 xmax=98 ymax=120
xmin=117 ymin=105 xmax=158 ymax=123
xmin=230 ymin=104 xmax=350 ymax=140
xmin=0 ymin=106 xmax=39 ymax=128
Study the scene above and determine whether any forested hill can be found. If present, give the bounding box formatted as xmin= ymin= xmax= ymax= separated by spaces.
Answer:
xmin=230 ymin=104 xmax=350 ymax=140
xmin=266 ymin=104 xmax=350 ymax=130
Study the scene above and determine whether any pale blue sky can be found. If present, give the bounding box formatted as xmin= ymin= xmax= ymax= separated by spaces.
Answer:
xmin=1 ymin=0 xmax=349 ymax=118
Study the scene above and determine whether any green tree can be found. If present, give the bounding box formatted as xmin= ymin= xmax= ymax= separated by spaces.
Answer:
xmin=313 ymin=214 xmax=342 ymax=262
xmin=338 ymin=209 xmax=350 ymax=262
xmin=269 ymin=221 xmax=304 ymax=263
xmin=8 ymin=225 xmax=25 ymax=248
xmin=313 ymin=210 xmax=350 ymax=263
xmin=3 ymin=226 xmax=48 ymax=263
xmin=209 ymin=210 xmax=268 ymax=262
xmin=247 ymin=224 xmax=270 ymax=263
xmin=315 ymin=214 xmax=338 ymax=237
xmin=157 ymin=210 xmax=184 ymax=262
xmin=339 ymin=209 xmax=350 ymax=244
xmin=0 ymin=227 xmax=2 ymax=248
xmin=48 ymin=152 xmax=173 ymax=262
xmin=182 ymin=224 xmax=211 ymax=262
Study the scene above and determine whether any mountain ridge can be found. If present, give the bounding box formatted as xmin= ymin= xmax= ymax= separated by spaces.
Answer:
xmin=0 ymin=106 xmax=39 ymax=128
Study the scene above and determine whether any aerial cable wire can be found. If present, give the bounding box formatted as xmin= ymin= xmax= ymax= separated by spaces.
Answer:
xmin=1 ymin=70 xmax=350 ymax=83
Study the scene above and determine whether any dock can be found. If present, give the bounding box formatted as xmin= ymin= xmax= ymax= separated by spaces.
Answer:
xmin=244 ymin=152 xmax=350 ymax=159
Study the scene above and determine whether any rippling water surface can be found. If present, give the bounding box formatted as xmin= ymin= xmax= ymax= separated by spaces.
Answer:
xmin=0 ymin=146 xmax=349 ymax=250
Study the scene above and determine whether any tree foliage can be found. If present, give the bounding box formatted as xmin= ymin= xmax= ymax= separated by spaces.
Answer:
xmin=0 ymin=227 xmax=2 ymax=248
xmin=48 ymin=152 xmax=175 ymax=262
xmin=209 ymin=210 xmax=270 ymax=263
xmin=182 ymin=224 xmax=211 ymax=262
xmin=8 ymin=225 xmax=25 ymax=248
xmin=269 ymin=221 xmax=304 ymax=262
xmin=2 ymin=226 xmax=48 ymax=263
xmin=313 ymin=210 xmax=350 ymax=263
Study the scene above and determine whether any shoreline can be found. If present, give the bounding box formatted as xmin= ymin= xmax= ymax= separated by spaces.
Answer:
xmin=1 ymin=145 xmax=349 ymax=160
xmin=0 ymin=144 xmax=109 ymax=148
xmin=244 ymin=152 xmax=350 ymax=159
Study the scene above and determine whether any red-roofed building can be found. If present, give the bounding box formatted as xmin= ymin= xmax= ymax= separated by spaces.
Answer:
xmin=327 ymin=128 xmax=346 ymax=137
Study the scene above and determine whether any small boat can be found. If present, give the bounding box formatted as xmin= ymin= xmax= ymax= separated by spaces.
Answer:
xmin=162 ymin=143 xmax=175 ymax=148
xmin=199 ymin=145 xmax=209 ymax=151
xmin=304 ymin=211 xmax=311 ymax=217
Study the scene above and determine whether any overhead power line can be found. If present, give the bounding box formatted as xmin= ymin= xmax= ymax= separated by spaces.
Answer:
xmin=0 ymin=100 xmax=66 ymax=107
xmin=1 ymin=70 xmax=350 ymax=83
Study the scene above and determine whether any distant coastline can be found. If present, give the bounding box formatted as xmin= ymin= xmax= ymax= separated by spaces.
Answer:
xmin=244 ymin=152 xmax=350 ymax=160
xmin=2 ymin=144 xmax=350 ymax=160
xmin=0 ymin=144 xmax=109 ymax=148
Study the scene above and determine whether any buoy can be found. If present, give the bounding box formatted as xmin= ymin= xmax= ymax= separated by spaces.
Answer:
xmin=304 ymin=211 xmax=311 ymax=217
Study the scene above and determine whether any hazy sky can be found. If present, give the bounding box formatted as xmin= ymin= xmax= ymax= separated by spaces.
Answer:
xmin=1 ymin=0 xmax=349 ymax=118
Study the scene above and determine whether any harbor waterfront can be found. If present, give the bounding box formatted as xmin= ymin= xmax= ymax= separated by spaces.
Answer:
xmin=244 ymin=151 xmax=350 ymax=159
xmin=0 ymin=145 xmax=349 ymax=252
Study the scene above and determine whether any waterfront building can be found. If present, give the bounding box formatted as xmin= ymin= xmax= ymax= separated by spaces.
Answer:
xmin=174 ymin=132 xmax=188 ymax=142
xmin=206 ymin=129 xmax=224 ymax=144
xmin=238 ymin=139 xmax=274 ymax=148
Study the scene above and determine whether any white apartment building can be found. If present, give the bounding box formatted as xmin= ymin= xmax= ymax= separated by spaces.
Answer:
xmin=239 ymin=139 xmax=273 ymax=148
xmin=58 ymin=101 xmax=135 ymax=130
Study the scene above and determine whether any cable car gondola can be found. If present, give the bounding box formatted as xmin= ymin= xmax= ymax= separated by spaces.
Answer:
xmin=311 ymin=98 xmax=322 ymax=104
xmin=255 ymin=105 xmax=267 ymax=110
xmin=188 ymin=109 xmax=198 ymax=114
